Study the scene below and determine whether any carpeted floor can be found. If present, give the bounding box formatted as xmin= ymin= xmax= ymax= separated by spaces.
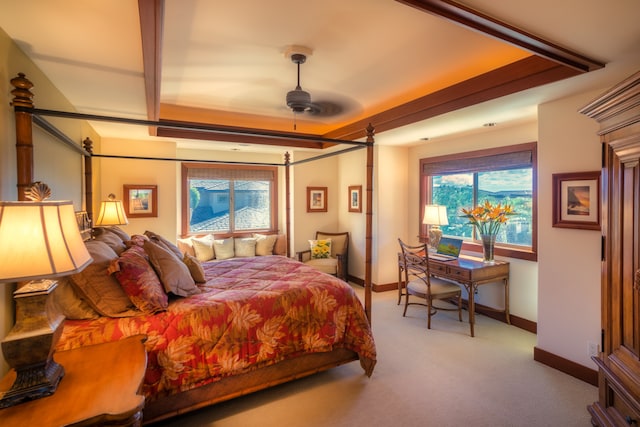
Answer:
xmin=153 ymin=286 xmax=596 ymax=427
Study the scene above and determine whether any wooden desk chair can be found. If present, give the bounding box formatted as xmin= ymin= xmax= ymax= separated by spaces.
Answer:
xmin=398 ymin=238 xmax=463 ymax=329
xmin=297 ymin=231 xmax=349 ymax=281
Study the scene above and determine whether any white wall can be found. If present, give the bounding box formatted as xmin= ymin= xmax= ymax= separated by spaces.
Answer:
xmin=536 ymin=91 xmax=602 ymax=368
xmin=371 ymin=145 xmax=410 ymax=286
xmin=291 ymin=151 xmax=340 ymax=254
xmin=337 ymin=148 xmax=369 ymax=279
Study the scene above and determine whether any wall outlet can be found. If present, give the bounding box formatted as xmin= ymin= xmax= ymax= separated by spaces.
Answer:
xmin=588 ymin=341 xmax=599 ymax=358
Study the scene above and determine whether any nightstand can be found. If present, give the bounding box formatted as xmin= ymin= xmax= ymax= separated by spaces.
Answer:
xmin=0 ymin=334 xmax=147 ymax=427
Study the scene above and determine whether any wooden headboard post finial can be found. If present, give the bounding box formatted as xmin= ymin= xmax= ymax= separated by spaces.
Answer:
xmin=82 ymin=137 xmax=94 ymax=224
xmin=10 ymin=73 xmax=35 ymax=201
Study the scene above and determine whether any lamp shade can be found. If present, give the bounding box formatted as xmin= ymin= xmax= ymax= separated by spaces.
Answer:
xmin=94 ymin=194 xmax=128 ymax=226
xmin=423 ymin=205 xmax=449 ymax=226
xmin=0 ymin=200 xmax=92 ymax=282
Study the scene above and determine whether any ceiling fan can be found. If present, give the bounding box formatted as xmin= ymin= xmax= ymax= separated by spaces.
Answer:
xmin=285 ymin=53 xmax=343 ymax=126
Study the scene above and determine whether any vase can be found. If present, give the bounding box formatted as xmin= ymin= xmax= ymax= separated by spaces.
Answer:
xmin=481 ymin=234 xmax=496 ymax=264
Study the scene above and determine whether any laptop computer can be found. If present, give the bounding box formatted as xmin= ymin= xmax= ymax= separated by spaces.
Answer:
xmin=429 ymin=237 xmax=463 ymax=261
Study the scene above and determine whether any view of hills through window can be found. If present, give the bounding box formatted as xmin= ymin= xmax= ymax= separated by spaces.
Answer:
xmin=432 ymin=168 xmax=532 ymax=246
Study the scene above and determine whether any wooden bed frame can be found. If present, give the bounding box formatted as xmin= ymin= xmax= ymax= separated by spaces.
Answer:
xmin=10 ymin=73 xmax=375 ymax=424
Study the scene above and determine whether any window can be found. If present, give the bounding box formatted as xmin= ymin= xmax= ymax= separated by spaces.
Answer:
xmin=181 ymin=163 xmax=278 ymax=236
xmin=420 ymin=143 xmax=537 ymax=261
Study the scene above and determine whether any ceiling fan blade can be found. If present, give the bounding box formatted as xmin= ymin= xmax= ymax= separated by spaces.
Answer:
xmin=307 ymin=101 xmax=343 ymax=117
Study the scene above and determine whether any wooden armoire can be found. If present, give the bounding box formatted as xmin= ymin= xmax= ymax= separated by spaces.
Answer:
xmin=580 ymin=70 xmax=640 ymax=426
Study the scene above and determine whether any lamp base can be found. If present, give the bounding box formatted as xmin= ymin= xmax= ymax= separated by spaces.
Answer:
xmin=0 ymin=279 xmax=65 ymax=408
xmin=0 ymin=359 xmax=64 ymax=408
xmin=429 ymin=226 xmax=443 ymax=251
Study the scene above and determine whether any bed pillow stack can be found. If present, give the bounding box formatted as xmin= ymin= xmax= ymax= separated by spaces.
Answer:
xmin=175 ymin=232 xmax=286 ymax=260
xmin=60 ymin=227 xmax=205 ymax=319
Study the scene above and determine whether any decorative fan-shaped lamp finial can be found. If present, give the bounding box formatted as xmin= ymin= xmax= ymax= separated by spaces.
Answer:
xmin=24 ymin=182 xmax=52 ymax=201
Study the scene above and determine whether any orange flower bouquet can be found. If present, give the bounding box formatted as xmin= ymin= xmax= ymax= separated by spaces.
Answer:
xmin=461 ymin=200 xmax=516 ymax=236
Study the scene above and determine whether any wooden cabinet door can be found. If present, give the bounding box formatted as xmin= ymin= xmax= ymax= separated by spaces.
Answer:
xmin=609 ymin=131 xmax=640 ymax=361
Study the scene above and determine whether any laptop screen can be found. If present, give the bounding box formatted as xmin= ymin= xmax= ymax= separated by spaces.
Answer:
xmin=436 ymin=237 xmax=463 ymax=258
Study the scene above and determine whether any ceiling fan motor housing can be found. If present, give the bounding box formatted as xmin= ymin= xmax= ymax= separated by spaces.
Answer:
xmin=286 ymin=87 xmax=311 ymax=112
xmin=287 ymin=52 xmax=311 ymax=113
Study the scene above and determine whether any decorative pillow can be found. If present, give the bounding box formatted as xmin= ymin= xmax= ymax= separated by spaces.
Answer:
xmin=51 ymin=277 xmax=100 ymax=320
xmin=104 ymin=225 xmax=130 ymax=242
xmin=177 ymin=237 xmax=195 ymax=257
xmin=183 ymin=253 xmax=206 ymax=283
xmin=235 ymin=237 xmax=257 ymax=257
xmin=253 ymin=233 xmax=278 ymax=256
xmin=127 ymin=234 xmax=149 ymax=248
xmin=212 ymin=237 xmax=235 ymax=260
xmin=68 ymin=240 xmax=137 ymax=317
xmin=192 ymin=234 xmax=216 ymax=262
xmin=273 ymin=234 xmax=287 ymax=256
xmin=143 ymin=240 xmax=199 ymax=297
xmin=144 ymin=230 xmax=183 ymax=259
xmin=309 ymin=239 xmax=332 ymax=259
xmin=93 ymin=230 xmax=127 ymax=255
xmin=112 ymin=246 xmax=168 ymax=314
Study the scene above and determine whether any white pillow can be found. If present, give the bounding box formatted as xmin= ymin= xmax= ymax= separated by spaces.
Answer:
xmin=176 ymin=237 xmax=195 ymax=257
xmin=253 ymin=233 xmax=278 ymax=256
xmin=213 ymin=237 xmax=235 ymax=260
xmin=192 ymin=234 xmax=215 ymax=262
xmin=235 ymin=237 xmax=257 ymax=257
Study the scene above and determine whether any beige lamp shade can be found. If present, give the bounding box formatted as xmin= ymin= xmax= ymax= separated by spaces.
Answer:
xmin=422 ymin=205 xmax=449 ymax=226
xmin=0 ymin=200 xmax=93 ymax=283
xmin=94 ymin=194 xmax=129 ymax=226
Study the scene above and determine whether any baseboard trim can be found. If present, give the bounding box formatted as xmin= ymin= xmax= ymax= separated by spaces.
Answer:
xmin=533 ymin=346 xmax=598 ymax=386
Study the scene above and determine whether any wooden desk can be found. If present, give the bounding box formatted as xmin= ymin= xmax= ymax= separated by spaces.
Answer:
xmin=398 ymin=254 xmax=509 ymax=337
xmin=0 ymin=335 xmax=147 ymax=427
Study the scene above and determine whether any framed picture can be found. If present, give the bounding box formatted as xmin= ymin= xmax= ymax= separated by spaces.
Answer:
xmin=349 ymin=185 xmax=362 ymax=213
xmin=307 ymin=187 xmax=327 ymax=212
xmin=123 ymin=184 xmax=158 ymax=218
xmin=552 ymin=171 xmax=600 ymax=230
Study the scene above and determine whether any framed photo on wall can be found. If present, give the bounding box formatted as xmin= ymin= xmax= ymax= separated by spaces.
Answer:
xmin=552 ymin=171 xmax=600 ymax=230
xmin=123 ymin=184 xmax=158 ymax=218
xmin=307 ymin=187 xmax=327 ymax=212
xmin=348 ymin=185 xmax=362 ymax=213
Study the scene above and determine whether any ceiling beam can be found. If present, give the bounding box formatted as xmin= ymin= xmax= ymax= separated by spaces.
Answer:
xmin=324 ymin=56 xmax=580 ymax=141
xmin=138 ymin=0 xmax=164 ymax=134
xmin=395 ymin=0 xmax=604 ymax=72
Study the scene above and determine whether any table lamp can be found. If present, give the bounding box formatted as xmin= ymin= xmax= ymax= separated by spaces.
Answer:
xmin=94 ymin=193 xmax=128 ymax=227
xmin=423 ymin=204 xmax=448 ymax=251
xmin=0 ymin=183 xmax=92 ymax=408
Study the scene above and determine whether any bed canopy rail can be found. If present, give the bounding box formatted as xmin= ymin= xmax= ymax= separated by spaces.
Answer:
xmin=10 ymin=73 xmax=375 ymax=323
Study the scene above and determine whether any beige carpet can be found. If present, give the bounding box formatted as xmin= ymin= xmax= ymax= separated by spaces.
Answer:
xmin=153 ymin=286 xmax=596 ymax=427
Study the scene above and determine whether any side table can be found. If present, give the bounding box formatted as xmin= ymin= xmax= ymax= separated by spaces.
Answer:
xmin=0 ymin=334 xmax=147 ymax=427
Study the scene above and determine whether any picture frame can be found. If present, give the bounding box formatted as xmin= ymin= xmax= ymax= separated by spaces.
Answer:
xmin=348 ymin=185 xmax=362 ymax=213
xmin=552 ymin=171 xmax=600 ymax=230
xmin=123 ymin=184 xmax=158 ymax=218
xmin=307 ymin=187 xmax=327 ymax=212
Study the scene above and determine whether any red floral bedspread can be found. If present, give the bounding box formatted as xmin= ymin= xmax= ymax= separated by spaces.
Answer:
xmin=57 ymin=255 xmax=376 ymax=401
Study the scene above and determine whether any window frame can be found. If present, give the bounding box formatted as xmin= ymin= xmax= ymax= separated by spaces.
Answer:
xmin=420 ymin=142 xmax=537 ymax=262
xmin=181 ymin=162 xmax=279 ymax=237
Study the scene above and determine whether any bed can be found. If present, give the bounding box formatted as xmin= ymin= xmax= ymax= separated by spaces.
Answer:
xmin=9 ymin=73 xmax=377 ymax=424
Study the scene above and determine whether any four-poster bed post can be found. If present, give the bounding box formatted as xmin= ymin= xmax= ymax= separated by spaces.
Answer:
xmin=82 ymin=138 xmax=94 ymax=222
xmin=10 ymin=73 xmax=35 ymax=202
xmin=284 ymin=151 xmax=291 ymax=258
xmin=365 ymin=124 xmax=374 ymax=323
